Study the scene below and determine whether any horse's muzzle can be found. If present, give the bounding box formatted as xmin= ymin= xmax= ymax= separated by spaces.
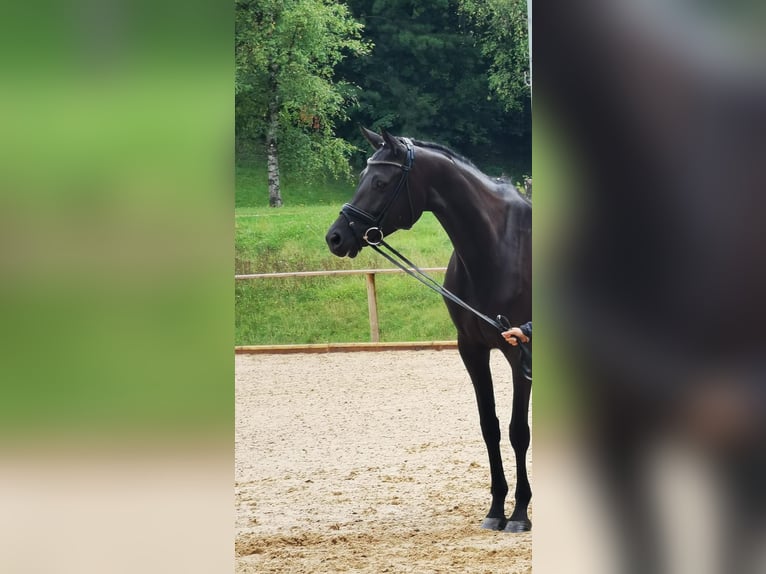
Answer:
xmin=326 ymin=218 xmax=362 ymax=258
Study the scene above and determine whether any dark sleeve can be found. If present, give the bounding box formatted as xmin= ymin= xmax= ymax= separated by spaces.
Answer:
xmin=520 ymin=321 xmax=532 ymax=339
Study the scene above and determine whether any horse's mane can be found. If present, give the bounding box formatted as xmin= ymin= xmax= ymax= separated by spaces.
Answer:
xmin=410 ymin=139 xmax=478 ymax=171
xmin=410 ymin=138 xmax=531 ymax=205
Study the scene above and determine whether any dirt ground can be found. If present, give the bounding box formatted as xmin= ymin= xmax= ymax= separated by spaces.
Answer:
xmin=235 ymin=349 xmax=532 ymax=573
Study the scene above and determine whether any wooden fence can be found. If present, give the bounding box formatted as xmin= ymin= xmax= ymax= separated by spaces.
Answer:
xmin=235 ymin=267 xmax=452 ymax=352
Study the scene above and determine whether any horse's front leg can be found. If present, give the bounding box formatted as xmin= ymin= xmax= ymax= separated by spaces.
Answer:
xmin=459 ymin=341 xmax=508 ymax=530
xmin=506 ymin=358 xmax=532 ymax=532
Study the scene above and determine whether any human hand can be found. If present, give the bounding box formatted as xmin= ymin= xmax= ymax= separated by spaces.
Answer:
xmin=502 ymin=327 xmax=529 ymax=345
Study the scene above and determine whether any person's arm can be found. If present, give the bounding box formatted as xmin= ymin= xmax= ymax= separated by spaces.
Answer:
xmin=519 ymin=321 xmax=532 ymax=339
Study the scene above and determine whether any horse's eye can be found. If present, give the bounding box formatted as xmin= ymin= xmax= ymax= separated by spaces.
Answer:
xmin=374 ymin=179 xmax=385 ymax=189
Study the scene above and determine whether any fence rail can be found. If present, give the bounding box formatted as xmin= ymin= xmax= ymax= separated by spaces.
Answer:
xmin=235 ymin=267 xmax=448 ymax=344
xmin=235 ymin=267 xmax=447 ymax=280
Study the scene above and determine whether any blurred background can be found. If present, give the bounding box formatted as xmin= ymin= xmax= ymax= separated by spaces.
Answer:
xmin=533 ymin=1 xmax=766 ymax=573
xmin=0 ymin=0 xmax=232 ymax=572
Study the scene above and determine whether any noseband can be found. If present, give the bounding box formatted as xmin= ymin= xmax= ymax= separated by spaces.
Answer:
xmin=340 ymin=138 xmax=415 ymax=246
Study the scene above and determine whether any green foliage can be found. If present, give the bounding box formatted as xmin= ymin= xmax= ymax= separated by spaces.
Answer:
xmin=334 ymin=0 xmax=530 ymax=174
xmin=458 ymin=0 xmax=530 ymax=113
xmin=235 ymin=0 xmax=371 ymax=182
xmin=235 ymin=0 xmax=532 ymax=202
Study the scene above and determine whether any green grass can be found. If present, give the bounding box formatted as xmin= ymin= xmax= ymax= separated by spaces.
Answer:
xmin=235 ymin=164 xmax=457 ymax=345
xmin=236 ymin=163 xmax=356 ymax=208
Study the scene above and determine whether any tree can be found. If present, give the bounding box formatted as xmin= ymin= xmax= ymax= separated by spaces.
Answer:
xmin=335 ymin=0 xmax=530 ymax=176
xmin=235 ymin=0 xmax=370 ymax=206
xmin=458 ymin=0 xmax=530 ymax=113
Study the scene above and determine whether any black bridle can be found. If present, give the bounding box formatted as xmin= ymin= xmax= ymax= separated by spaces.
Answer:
xmin=338 ymin=138 xmax=512 ymax=335
xmin=340 ymin=138 xmax=416 ymax=245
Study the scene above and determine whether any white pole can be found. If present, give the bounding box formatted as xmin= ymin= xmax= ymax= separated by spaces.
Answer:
xmin=527 ymin=0 xmax=532 ymax=99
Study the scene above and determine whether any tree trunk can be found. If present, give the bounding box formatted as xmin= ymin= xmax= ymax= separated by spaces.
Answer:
xmin=266 ymin=94 xmax=283 ymax=208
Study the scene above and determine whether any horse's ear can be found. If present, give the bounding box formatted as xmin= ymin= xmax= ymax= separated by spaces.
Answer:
xmin=380 ymin=128 xmax=402 ymax=156
xmin=360 ymin=126 xmax=384 ymax=150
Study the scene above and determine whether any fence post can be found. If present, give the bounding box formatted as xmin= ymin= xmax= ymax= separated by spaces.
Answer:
xmin=365 ymin=272 xmax=380 ymax=342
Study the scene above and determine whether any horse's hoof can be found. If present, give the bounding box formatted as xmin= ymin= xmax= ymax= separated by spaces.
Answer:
xmin=503 ymin=519 xmax=531 ymax=532
xmin=481 ymin=517 xmax=507 ymax=531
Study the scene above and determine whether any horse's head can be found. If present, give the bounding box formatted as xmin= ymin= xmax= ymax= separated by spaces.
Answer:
xmin=326 ymin=127 xmax=425 ymax=258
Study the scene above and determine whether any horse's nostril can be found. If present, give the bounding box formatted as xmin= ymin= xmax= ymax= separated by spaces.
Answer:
xmin=329 ymin=232 xmax=341 ymax=246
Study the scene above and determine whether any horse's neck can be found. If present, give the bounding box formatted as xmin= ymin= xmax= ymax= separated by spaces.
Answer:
xmin=426 ymin=164 xmax=510 ymax=276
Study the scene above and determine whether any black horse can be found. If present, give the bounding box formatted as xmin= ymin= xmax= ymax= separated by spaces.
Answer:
xmin=326 ymin=127 xmax=532 ymax=532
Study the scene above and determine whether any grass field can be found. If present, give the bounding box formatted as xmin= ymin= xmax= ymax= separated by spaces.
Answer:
xmin=235 ymin=164 xmax=457 ymax=345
